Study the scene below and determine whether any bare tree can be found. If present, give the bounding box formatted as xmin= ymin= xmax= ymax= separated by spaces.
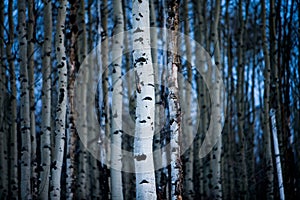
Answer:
xmin=132 ymin=0 xmax=157 ymax=199
xmin=39 ymin=0 xmax=52 ymax=198
xmin=50 ymin=0 xmax=68 ymax=198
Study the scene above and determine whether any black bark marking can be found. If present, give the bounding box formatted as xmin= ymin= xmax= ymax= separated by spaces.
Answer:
xmin=140 ymin=180 xmax=149 ymax=184
xmin=133 ymin=27 xmax=144 ymax=33
xmin=59 ymin=88 xmax=65 ymax=104
xmin=135 ymin=154 xmax=147 ymax=161
xmin=134 ymin=37 xmax=143 ymax=44
xmin=139 ymin=120 xmax=146 ymax=123
xmin=143 ymin=97 xmax=152 ymax=101
xmin=139 ymin=13 xmax=143 ymax=18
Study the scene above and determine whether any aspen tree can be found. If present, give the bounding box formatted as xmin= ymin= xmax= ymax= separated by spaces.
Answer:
xmin=132 ymin=0 xmax=157 ymax=199
xmin=27 ymin=0 xmax=38 ymax=196
xmin=50 ymin=0 xmax=68 ymax=198
xmin=40 ymin=0 xmax=52 ymax=198
xmin=7 ymin=0 xmax=18 ymax=196
xmin=261 ymin=0 xmax=274 ymax=198
xmin=166 ymin=0 xmax=183 ymax=199
xmin=18 ymin=0 xmax=32 ymax=197
xmin=110 ymin=0 xmax=124 ymax=199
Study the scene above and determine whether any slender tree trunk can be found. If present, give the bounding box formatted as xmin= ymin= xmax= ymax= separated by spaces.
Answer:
xmin=100 ymin=0 xmax=111 ymax=198
xmin=209 ymin=0 xmax=222 ymax=198
xmin=182 ymin=0 xmax=194 ymax=198
xmin=39 ymin=0 xmax=52 ymax=198
xmin=166 ymin=1 xmax=183 ymax=199
xmin=0 ymin=1 xmax=7 ymax=197
xmin=110 ymin=0 xmax=124 ymax=199
xmin=50 ymin=0 xmax=68 ymax=198
xmin=18 ymin=0 xmax=32 ymax=198
xmin=76 ymin=0 xmax=89 ymax=197
xmin=261 ymin=0 xmax=274 ymax=198
xmin=270 ymin=109 xmax=285 ymax=200
xmin=66 ymin=0 xmax=79 ymax=198
xmin=7 ymin=0 xmax=18 ymax=196
xmin=27 ymin=0 xmax=38 ymax=197
xmin=132 ymin=0 xmax=157 ymax=199
xmin=236 ymin=0 xmax=248 ymax=198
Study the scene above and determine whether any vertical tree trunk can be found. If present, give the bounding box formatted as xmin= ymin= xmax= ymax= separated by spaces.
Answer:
xmin=27 ymin=0 xmax=38 ymax=197
xmin=182 ymin=0 xmax=194 ymax=198
xmin=76 ymin=0 xmax=89 ymax=197
xmin=270 ymin=109 xmax=285 ymax=200
xmin=132 ymin=0 xmax=157 ymax=199
xmin=18 ymin=0 xmax=32 ymax=198
xmin=50 ymin=0 xmax=67 ymax=198
xmin=0 ymin=1 xmax=7 ymax=196
xmin=236 ymin=0 xmax=247 ymax=198
xmin=7 ymin=0 xmax=18 ymax=196
xmin=110 ymin=0 xmax=124 ymax=199
xmin=40 ymin=0 xmax=52 ymax=198
xmin=66 ymin=0 xmax=79 ymax=198
xmin=261 ymin=0 xmax=274 ymax=198
xmin=101 ymin=0 xmax=111 ymax=198
xmin=209 ymin=0 xmax=222 ymax=198
xmin=166 ymin=1 xmax=183 ymax=199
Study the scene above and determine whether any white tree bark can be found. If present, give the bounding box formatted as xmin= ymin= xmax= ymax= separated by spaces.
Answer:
xmin=132 ymin=0 xmax=157 ymax=199
xmin=27 ymin=0 xmax=38 ymax=197
xmin=40 ymin=0 xmax=52 ymax=198
xmin=261 ymin=0 xmax=274 ymax=198
xmin=270 ymin=109 xmax=285 ymax=200
xmin=110 ymin=0 xmax=124 ymax=199
xmin=18 ymin=0 xmax=32 ymax=198
xmin=50 ymin=0 xmax=67 ymax=198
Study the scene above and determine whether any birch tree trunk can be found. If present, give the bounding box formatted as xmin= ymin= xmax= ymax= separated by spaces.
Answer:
xmin=40 ymin=0 xmax=52 ymax=198
xmin=7 ymin=0 xmax=18 ymax=196
xmin=182 ymin=0 xmax=194 ymax=198
xmin=18 ymin=0 xmax=32 ymax=198
xmin=270 ymin=109 xmax=285 ymax=200
xmin=208 ymin=0 xmax=222 ymax=198
xmin=166 ymin=1 xmax=183 ymax=199
xmin=77 ymin=0 xmax=89 ymax=197
xmin=50 ymin=0 xmax=67 ymax=198
xmin=66 ymin=0 xmax=79 ymax=198
xmin=132 ymin=0 xmax=157 ymax=199
xmin=261 ymin=0 xmax=274 ymax=198
xmin=27 ymin=0 xmax=38 ymax=197
xmin=110 ymin=0 xmax=124 ymax=199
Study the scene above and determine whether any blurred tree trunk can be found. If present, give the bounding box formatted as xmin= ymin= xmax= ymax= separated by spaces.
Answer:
xmin=209 ymin=0 xmax=222 ymax=198
xmin=100 ymin=0 xmax=111 ymax=198
xmin=66 ymin=0 xmax=79 ymax=198
xmin=76 ymin=0 xmax=89 ymax=198
xmin=182 ymin=0 xmax=194 ymax=198
xmin=132 ymin=0 xmax=157 ymax=199
xmin=50 ymin=0 xmax=67 ymax=198
xmin=18 ymin=0 xmax=32 ymax=198
xmin=110 ymin=0 xmax=124 ymax=199
xmin=7 ymin=0 xmax=18 ymax=197
xmin=0 ymin=1 xmax=7 ymax=197
xmin=261 ymin=0 xmax=274 ymax=198
xmin=39 ymin=0 xmax=52 ymax=198
xmin=236 ymin=0 xmax=247 ymax=198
